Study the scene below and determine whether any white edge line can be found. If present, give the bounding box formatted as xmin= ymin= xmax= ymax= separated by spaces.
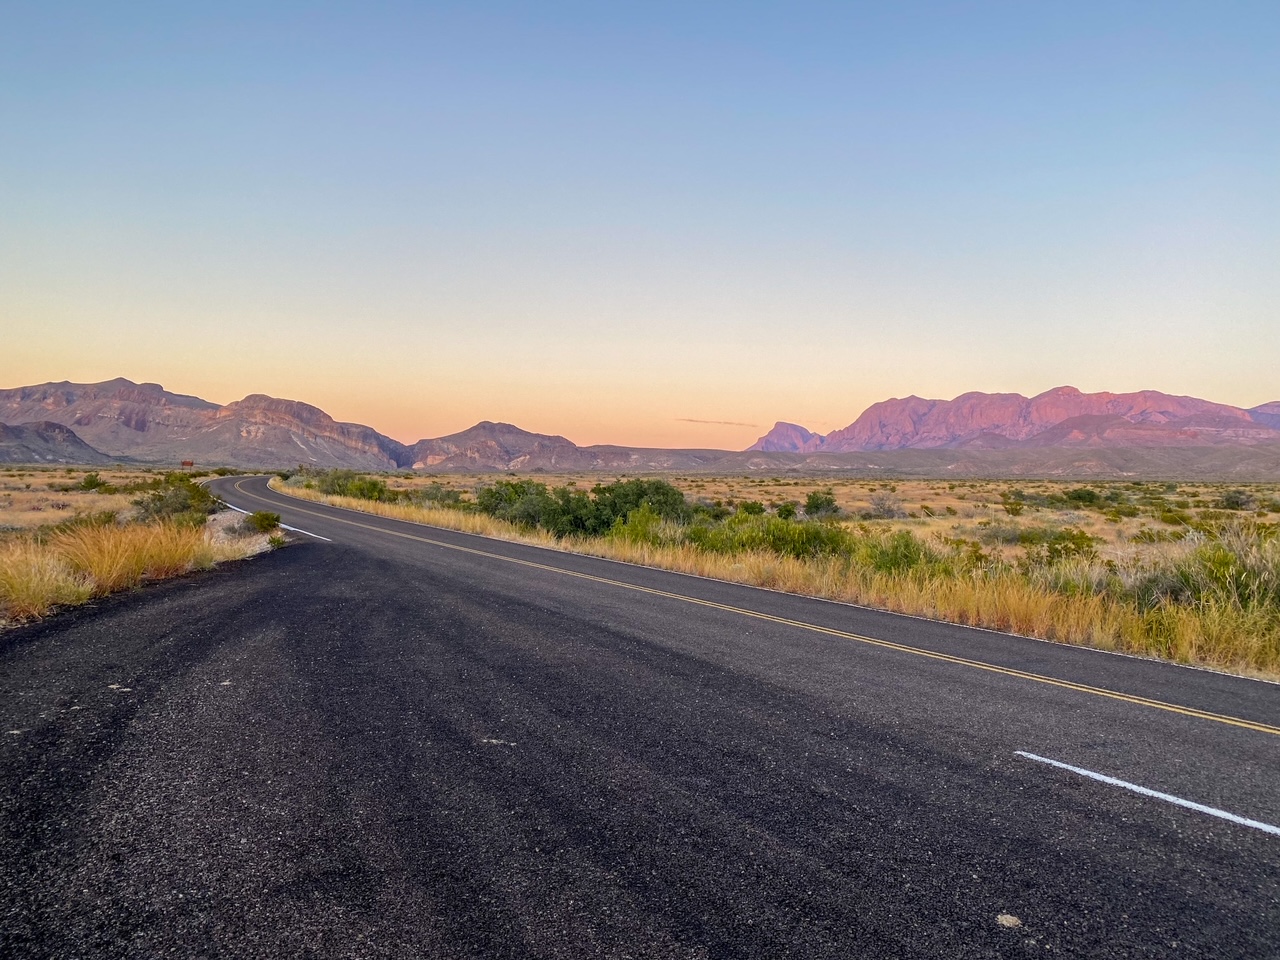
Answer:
xmin=1015 ymin=751 xmax=1280 ymax=837
xmin=211 ymin=495 xmax=333 ymax=542
xmin=279 ymin=523 xmax=332 ymax=542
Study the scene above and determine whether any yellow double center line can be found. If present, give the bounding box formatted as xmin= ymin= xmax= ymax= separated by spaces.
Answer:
xmin=229 ymin=479 xmax=1280 ymax=738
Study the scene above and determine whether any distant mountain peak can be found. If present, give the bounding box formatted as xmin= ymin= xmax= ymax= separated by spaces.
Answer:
xmin=408 ymin=420 xmax=582 ymax=470
xmin=1249 ymin=402 xmax=1280 ymax=430
xmin=221 ymin=394 xmax=338 ymax=427
xmin=748 ymin=422 xmax=819 ymax=453
xmin=765 ymin=387 xmax=1275 ymax=454
xmin=434 ymin=420 xmax=574 ymax=444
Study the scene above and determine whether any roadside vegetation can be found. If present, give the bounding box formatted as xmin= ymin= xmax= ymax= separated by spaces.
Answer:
xmin=0 ymin=467 xmax=275 ymax=623
xmin=274 ymin=468 xmax=1280 ymax=678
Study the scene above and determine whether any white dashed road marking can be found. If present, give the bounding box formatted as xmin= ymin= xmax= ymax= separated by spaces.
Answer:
xmin=1016 ymin=751 xmax=1280 ymax=837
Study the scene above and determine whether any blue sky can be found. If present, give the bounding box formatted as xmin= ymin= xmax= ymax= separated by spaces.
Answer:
xmin=2 ymin=2 xmax=1277 ymax=446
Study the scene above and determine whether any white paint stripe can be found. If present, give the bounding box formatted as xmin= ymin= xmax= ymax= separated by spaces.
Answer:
xmin=1015 ymin=751 xmax=1280 ymax=837
xmin=212 ymin=498 xmax=332 ymax=541
xmin=279 ymin=523 xmax=332 ymax=542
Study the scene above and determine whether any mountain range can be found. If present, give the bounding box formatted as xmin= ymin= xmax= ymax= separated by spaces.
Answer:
xmin=749 ymin=386 xmax=1280 ymax=452
xmin=0 ymin=379 xmax=727 ymax=472
xmin=1 ymin=378 xmax=1279 ymax=478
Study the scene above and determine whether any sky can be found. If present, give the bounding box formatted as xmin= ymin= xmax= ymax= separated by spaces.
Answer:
xmin=2 ymin=2 xmax=1277 ymax=448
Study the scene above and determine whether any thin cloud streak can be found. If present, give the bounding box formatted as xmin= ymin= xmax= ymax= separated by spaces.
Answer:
xmin=676 ymin=418 xmax=759 ymax=428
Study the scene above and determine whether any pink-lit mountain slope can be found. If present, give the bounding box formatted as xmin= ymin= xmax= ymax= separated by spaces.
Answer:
xmin=5 ymin=378 xmax=1279 ymax=472
xmin=746 ymin=422 xmax=820 ymax=452
xmin=749 ymin=387 xmax=1280 ymax=452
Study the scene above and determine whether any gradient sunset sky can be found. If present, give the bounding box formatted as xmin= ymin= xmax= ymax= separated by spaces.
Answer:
xmin=3 ymin=3 xmax=1277 ymax=448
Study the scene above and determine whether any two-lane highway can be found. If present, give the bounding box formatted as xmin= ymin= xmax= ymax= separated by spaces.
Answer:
xmin=3 ymin=474 xmax=1278 ymax=958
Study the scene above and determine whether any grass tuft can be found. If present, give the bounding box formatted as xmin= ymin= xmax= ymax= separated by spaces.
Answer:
xmin=51 ymin=522 xmax=216 ymax=594
xmin=0 ymin=541 xmax=95 ymax=619
xmin=1 ymin=521 xmax=252 ymax=623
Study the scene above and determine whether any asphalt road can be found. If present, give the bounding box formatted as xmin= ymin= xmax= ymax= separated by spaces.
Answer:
xmin=3 ymin=475 xmax=1278 ymax=958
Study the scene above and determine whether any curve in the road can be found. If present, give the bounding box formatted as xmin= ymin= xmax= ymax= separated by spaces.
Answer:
xmin=228 ymin=477 xmax=1280 ymax=738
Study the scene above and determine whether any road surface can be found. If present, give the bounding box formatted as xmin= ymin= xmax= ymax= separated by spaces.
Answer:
xmin=2 ymin=474 xmax=1278 ymax=958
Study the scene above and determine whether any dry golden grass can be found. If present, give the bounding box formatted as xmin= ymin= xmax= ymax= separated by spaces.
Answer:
xmin=52 ymin=523 xmax=217 ymax=594
xmin=0 ymin=520 xmax=262 ymax=623
xmin=0 ymin=466 xmax=161 ymax=531
xmin=0 ymin=541 xmax=95 ymax=618
xmin=0 ymin=467 xmax=279 ymax=622
xmin=272 ymin=479 xmax=1280 ymax=678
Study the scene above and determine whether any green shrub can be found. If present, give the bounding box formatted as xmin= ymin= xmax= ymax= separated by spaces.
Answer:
xmin=694 ymin=500 xmax=732 ymax=521
xmin=1182 ymin=528 xmax=1280 ymax=609
xmin=133 ymin=476 xmax=218 ymax=526
xmin=313 ymin=470 xmax=395 ymax=501
xmin=593 ymin=479 xmax=691 ymax=526
xmin=1219 ymin=489 xmax=1258 ymax=511
xmin=474 ymin=477 xmax=692 ymax=538
xmin=853 ymin=530 xmax=935 ymax=574
xmin=685 ymin=514 xmax=853 ymax=559
xmin=286 ymin=469 xmax=400 ymax=501
xmin=412 ymin=483 xmax=465 ymax=507
xmin=245 ymin=511 xmax=281 ymax=533
xmin=1065 ymin=487 xmax=1102 ymax=507
xmin=610 ymin=503 xmax=665 ymax=545
xmin=1018 ymin=526 xmax=1098 ymax=564
xmin=941 ymin=536 xmax=992 ymax=568
xmin=475 ymin=479 xmax=558 ymax=527
xmin=804 ymin=490 xmax=840 ymax=518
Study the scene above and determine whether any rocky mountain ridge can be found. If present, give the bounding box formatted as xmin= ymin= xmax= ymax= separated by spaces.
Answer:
xmin=3 ymin=378 xmax=1279 ymax=475
xmin=0 ymin=379 xmax=411 ymax=470
xmin=750 ymin=386 xmax=1280 ymax=453
xmin=0 ymin=421 xmax=113 ymax=464
xmin=0 ymin=380 xmax=729 ymax=471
